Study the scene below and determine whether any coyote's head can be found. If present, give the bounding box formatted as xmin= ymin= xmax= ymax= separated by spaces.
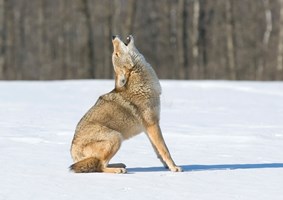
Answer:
xmin=112 ymin=35 xmax=137 ymax=89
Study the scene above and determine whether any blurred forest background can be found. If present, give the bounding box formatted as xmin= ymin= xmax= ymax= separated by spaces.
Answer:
xmin=1 ymin=0 xmax=283 ymax=80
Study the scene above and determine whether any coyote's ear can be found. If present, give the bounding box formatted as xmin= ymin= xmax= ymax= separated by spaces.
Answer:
xmin=126 ymin=35 xmax=135 ymax=49
xmin=115 ymin=73 xmax=127 ymax=88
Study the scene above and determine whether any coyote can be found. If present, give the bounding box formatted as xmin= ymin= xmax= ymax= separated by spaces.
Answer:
xmin=70 ymin=35 xmax=182 ymax=173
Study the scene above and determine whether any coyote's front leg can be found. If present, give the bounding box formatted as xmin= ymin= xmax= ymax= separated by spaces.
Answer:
xmin=148 ymin=139 xmax=169 ymax=169
xmin=146 ymin=124 xmax=182 ymax=172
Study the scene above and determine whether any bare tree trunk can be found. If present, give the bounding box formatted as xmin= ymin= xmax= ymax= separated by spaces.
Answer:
xmin=0 ymin=0 xmax=4 ymax=79
xmin=37 ymin=0 xmax=44 ymax=79
xmin=277 ymin=0 xmax=283 ymax=79
xmin=176 ymin=0 xmax=184 ymax=79
xmin=82 ymin=0 xmax=95 ymax=78
xmin=225 ymin=0 xmax=236 ymax=80
xmin=198 ymin=0 xmax=207 ymax=79
xmin=192 ymin=0 xmax=200 ymax=79
xmin=263 ymin=0 xmax=272 ymax=49
xmin=177 ymin=0 xmax=188 ymax=79
xmin=256 ymin=0 xmax=272 ymax=80
xmin=168 ymin=1 xmax=178 ymax=79
xmin=5 ymin=1 xmax=17 ymax=79
xmin=111 ymin=0 xmax=121 ymax=36
xmin=125 ymin=0 xmax=136 ymax=35
xmin=104 ymin=0 xmax=113 ymax=79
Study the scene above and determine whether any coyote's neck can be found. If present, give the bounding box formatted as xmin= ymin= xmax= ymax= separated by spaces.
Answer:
xmin=127 ymin=53 xmax=161 ymax=98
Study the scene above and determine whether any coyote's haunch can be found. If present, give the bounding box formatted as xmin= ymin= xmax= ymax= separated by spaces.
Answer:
xmin=70 ymin=35 xmax=182 ymax=173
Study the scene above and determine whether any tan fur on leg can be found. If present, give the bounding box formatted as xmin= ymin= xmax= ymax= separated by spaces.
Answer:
xmin=146 ymin=124 xmax=183 ymax=172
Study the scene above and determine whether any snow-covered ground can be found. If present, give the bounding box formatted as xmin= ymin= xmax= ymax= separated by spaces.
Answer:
xmin=0 ymin=80 xmax=283 ymax=200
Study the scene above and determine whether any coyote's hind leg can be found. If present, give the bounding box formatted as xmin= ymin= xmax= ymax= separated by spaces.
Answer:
xmin=72 ymin=124 xmax=126 ymax=173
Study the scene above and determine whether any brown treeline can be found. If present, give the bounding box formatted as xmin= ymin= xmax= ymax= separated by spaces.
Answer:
xmin=0 ymin=0 xmax=283 ymax=80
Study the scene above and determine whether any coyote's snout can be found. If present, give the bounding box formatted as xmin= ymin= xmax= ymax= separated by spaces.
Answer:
xmin=70 ymin=35 xmax=182 ymax=173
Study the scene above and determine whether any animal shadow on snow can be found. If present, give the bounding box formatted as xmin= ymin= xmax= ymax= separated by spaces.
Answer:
xmin=127 ymin=163 xmax=283 ymax=173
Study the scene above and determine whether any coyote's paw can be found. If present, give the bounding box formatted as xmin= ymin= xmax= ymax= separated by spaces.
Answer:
xmin=170 ymin=166 xmax=183 ymax=172
xmin=102 ymin=167 xmax=127 ymax=174
xmin=115 ymin=168 xmax=127 ymax=174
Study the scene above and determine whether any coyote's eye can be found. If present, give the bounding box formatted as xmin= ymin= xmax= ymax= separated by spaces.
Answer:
xmin=126 ymin=36 xmax=131 ymax=45
xmin=115 ymin=52 xmax=119 ymax=57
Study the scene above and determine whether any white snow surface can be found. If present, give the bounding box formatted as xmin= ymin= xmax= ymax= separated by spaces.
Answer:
xmin=1 ymin=80 xmax=283 ymax=200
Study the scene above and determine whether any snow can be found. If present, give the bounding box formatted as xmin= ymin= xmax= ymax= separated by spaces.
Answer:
xmin=0 ymin=80 xmax=283 ymax=200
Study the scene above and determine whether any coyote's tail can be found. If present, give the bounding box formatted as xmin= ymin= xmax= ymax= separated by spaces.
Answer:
xmin=70 ymin=157 xmax=101 ymax=173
